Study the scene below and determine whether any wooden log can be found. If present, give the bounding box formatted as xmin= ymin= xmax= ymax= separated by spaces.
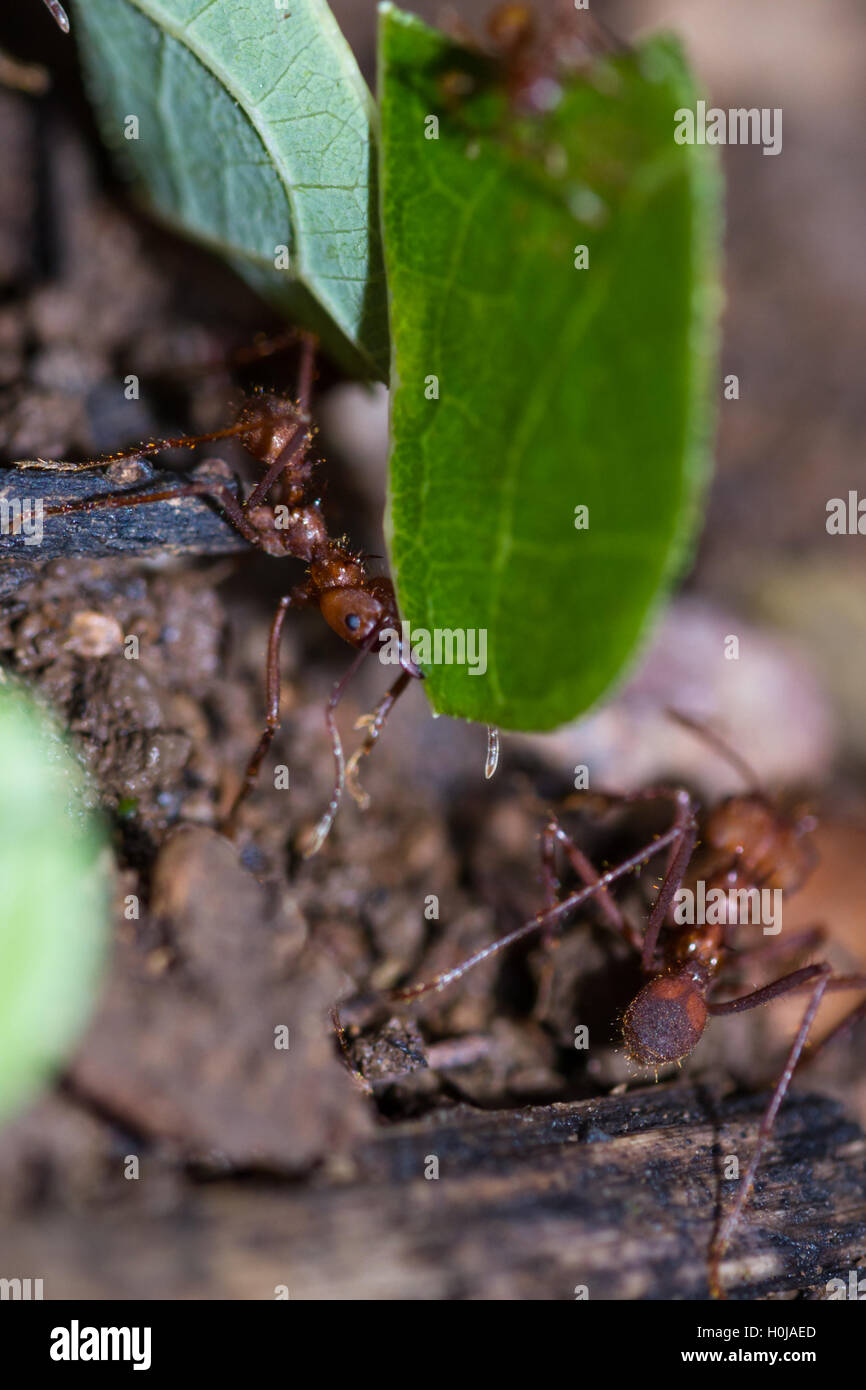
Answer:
xmin=0 ymin=461 xmax=250 ymax=595
xmin=1 ymin=1083 xmax=863 ymax=1299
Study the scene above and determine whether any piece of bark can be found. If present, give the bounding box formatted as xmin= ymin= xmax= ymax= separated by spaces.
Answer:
xmin=2 ymin=1083 xmax=863 ymax=1299
xmin=0 ymin=460 xmax=249 ymax=594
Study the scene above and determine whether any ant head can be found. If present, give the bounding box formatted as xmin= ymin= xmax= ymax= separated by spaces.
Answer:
xmin=320 ymin=587 xmax=390 ymax=649
xmin=622 ymin=967 xmax=709 ymax=1068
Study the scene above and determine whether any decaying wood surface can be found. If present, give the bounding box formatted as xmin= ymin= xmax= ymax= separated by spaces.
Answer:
xmin=0 ymin=462 xmax=249 ymax=594
xmin=3 ymin=1083 xmax=864 ymax=1300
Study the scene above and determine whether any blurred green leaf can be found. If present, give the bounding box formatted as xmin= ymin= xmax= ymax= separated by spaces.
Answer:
xmin=0 ymin=685 xmax=109 ymax=1126
xmin=72 ymin=0 xmax=388 ymax=378
xmin=379 ymin=8 xmax=721 ymax=730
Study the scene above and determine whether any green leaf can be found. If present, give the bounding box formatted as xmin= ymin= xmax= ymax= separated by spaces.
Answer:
xmin=0 ymin=685 xmax=109 ymax=1126
xmin=379 ymin=8 xmax=721 ymax=730
xmin=71 ymin=0 xmax=388 ymax=379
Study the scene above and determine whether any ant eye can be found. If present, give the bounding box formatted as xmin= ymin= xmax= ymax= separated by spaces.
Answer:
xmin=345 ymin=613 xmax=361 ymax=632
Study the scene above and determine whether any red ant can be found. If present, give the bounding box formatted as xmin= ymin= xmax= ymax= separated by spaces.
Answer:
xmin=380 ymin=713 xmax=866 ymax=1298
xmin=41 ymin=335 xmax=424 ymax=854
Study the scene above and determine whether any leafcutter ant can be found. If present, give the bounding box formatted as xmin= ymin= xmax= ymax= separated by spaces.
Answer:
xmin=380 ymin=713 xmax=866 ymax=1298
xmin=42 ymin=334 xmax=424 ymax=855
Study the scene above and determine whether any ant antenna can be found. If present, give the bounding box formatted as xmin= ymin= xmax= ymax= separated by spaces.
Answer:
xmin=299 ymin=628 xmax=381 ymax=858
xmin=666 ymin=708 xmax=765 ymax=795
xmin=43 ymin=1 xmax=70 ymax=33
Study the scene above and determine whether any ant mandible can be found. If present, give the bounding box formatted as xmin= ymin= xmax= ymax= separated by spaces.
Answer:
xmin=42 ymin=335 xmax=423 ymax=855
xmin=383 ymin=713 xmax=866 ymax=1298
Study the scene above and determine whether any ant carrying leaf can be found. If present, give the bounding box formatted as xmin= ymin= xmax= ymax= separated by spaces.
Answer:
xmin=42 ymin=336 xmax=424 ymax=854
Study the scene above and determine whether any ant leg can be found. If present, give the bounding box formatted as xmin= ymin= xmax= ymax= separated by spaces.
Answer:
xmin=244 ymin=426 xmax=311 ymax=511
xmin=390 ymin=818 xmax=687 ymax=1005
xmin=560 ymin=785 xmax=699 ymax=971
xmin=534 ymin=815 xmax=643 ymax=1019
xmin=728 ymin=924 xmax=827 ymax=973
xmin=666 ymin=707 xmax=764 ymax=793
xmin=294 ymin=330 xmax=317 ymax=413
xmin=544 ymin=817 xmax=638 ymax=942
xmin=534 ymin=819 xmax=568 ymax=1020
xmin=37 ymin=420 xmax=254 ymax=476
xmin=221 ymin=595 xmax=292 ymax=836
xmin=638 ymin=789 xmax=698 ymax=973
xmin=344 ymin=670 xmax=413 ymax=809
xmin=705 ymin=963 xmax=866 ymax=1298
xmin=44 ymin=480 xmax=264 ymax=547
xmin=298 ymin=631 xmax=381 ymax=859
xmin=330 ymin=1005 xmax=373 ymax=1095
xmin=783 ymin=971 xmax=866 ymax=1063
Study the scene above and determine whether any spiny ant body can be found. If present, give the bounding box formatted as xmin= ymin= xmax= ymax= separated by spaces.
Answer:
xmin=43 ymin=335 xmax=422 ymax=854
xmin=379 ymin=716 xmax=866 ymax=1298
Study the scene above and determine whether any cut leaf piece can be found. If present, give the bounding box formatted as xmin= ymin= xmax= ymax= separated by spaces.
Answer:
xmin=0 ymin=686 xmax=109 ymax=1126
xmin=379 ymin=7 xmax=721 ymax=730
xmin=72 ymin=0 xmax=388 ymax=378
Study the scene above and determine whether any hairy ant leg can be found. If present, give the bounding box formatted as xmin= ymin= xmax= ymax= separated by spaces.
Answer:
xmin=390 ymin=817 xmax=688 ymax=1005
xmin=533 ymin=813 xmax=640 ymax=1018
xmin=565 ymin=785 xmax=699 ymax=970
xmin=625 ymin=788 xmax=699 ymax=972
xmin=345 ymin=669 xmax=415 ymax=810
xmin=729 ymin=924 xmax=828 ymax=973
xmin=221 ymin=595 xmax=293 ymax=835
xmin=297 ymin=628 xmax=383 ymax=859
xmin=666 ymin=707 xmax=765 ymax=793
xmin=707 ymin=964 xmax=866 ymax=1298
xmin=804 ymin=990 xmax=866 ymax=1063
xmin=44 ymin=478 xmax=263 ymax=545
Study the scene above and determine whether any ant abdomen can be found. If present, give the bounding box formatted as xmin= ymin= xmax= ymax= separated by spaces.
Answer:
xmin=622 ymin=967 xmax=710 ymax=1068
